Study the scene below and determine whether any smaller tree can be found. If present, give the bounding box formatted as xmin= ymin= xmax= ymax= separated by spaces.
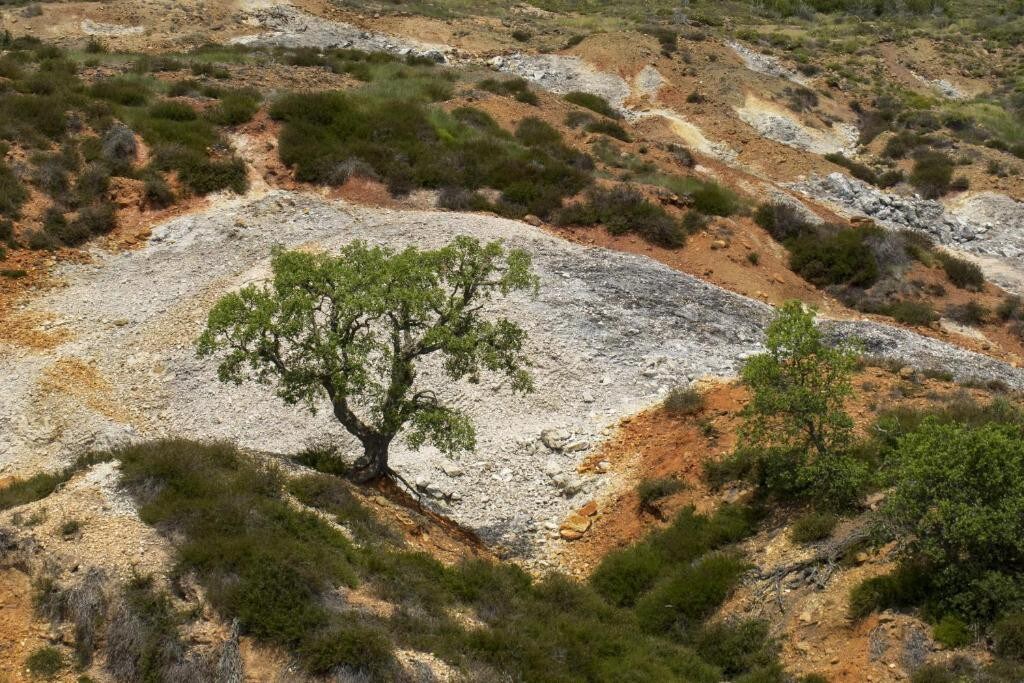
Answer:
xmin=197 ymin=237 xmax=538 ymax=483
xmin=884 ymin=420 xmax=1024 ymax=622
xmin=733 ymin=301 xmax=865 ymax=507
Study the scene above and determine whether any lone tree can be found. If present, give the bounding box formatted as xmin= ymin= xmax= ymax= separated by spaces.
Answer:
xmin=734 ymin=300 xmax=866 ymax=508
xmin=197 ymin=236 xmax=537 ymax=483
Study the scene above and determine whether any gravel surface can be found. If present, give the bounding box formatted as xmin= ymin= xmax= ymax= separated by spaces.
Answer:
xmin=4 ymin=191 xmax=1024 ymax=562
xmin=726 ymin=40 xmax=809 ymax=86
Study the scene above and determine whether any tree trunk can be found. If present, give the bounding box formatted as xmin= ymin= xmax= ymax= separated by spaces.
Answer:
xmin=349 ymin=435 xmax=391 ymax=483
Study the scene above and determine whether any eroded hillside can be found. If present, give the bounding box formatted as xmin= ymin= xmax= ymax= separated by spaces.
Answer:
xmin=3 ymin=1 xmax=1024 ymax=681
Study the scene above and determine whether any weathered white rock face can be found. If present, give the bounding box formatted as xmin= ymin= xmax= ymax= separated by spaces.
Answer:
xmin=489 ymin=53 xmax=632 ymax=114
xmin=231 ymin=5 xmax=448 ymax=62
xmin=4 ymin=191 xmax=1022 ymax=559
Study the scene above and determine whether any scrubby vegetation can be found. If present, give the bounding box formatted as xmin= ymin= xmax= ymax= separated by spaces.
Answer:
xmin=24 ymin=438 xmax=785 ymax=681
xmin=477 ymin=76 xmax=538 ymax=105
xmin=0 ymin=38 xmax=251 ymax=253
xmin=754 ymin=201 xmax=986 ymax=323
xmin=554 ymin=186 xmax=687 ymax=247
xmin=271 ymin=90 xmax=590 ymax=218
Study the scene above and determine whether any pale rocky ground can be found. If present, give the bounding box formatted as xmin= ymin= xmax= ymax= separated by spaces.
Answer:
xmin=3 ymin=190 xmax=1022 ymax=566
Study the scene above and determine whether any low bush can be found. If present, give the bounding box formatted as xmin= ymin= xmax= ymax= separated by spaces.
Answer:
xmin=665 ymin=386 xmax=705 ymax=416
xmin=585 ymin=119 xmax=631 ymax=141
xmin=639 ymin=25 xmax=677 ymax=56
xmin=143 ymin=176 xmax=175 ymax=208
xmin=271 ymin=93 xmax=589 ymax=218
xmin=888 ymin=300 xmax=938 ymax=326
xmin=637 ymin=477 xmax=685 ymax=510
xmin=825 ymin=152 xmax=877 ymax=185
xmin=0 ymin=160 xmax=28 ymax=217
xmin=998 ymin=295 xmax=1022 ymax=321
xmin=788 ymin=227 xmax=879 ymax=288
xmin=994 ymin=613 xmax=1024 ymax=661
xmin=477 ymin=77 xmax=538 ymax=106
xmin=945 ymin=301 xmax=987 ymax=326
xmin=932 ymin=615 xmax=973 ymax=648
xmin=205 ymin=90 xmax=261 ymax=125
xmin=910 ymin=150 xmax=954 ymax=199
xmin=790 ymin=511 xmax=838 ymax=544
xmin=754 ymin=202 xmax=810 ymax=242
xmin=634 ymin=553 xmax=748 ymax=635
xmin=89 ymin=77 xmax=150 ymax=106
xmin=554 ymin=186 xmax=684 ymax=247
xmin=690 ymin=619 xmax=777 ymax=678
xmin=849 ymin=564 xmax=931 ymax=619
xmin=689 ymin=180 xmax=741 ymax=217
xmin=106 ymin=575 xmax=209 ymax=681
xmin=563 ymin=91 xmax=620 ymax=119
xmin=590 ymin=544 xmax=665 ymax=607
xmin=25 ymin=646 xmax=62 ymax=678
xmin=149 ymin=99 xmax=198 ymax=121
xmin=936 ymin=252 xmax=984 ymax=290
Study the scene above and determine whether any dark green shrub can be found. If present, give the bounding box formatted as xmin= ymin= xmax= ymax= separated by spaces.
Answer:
xmin=27 ymin=229 xmax=59 ymax=251
xmin=89 ymin=77 xmax=150 ymax=106
xmin=639 ymin=25 xmax=677 ymax=56
xmin=824 ymin=152 xmax=877 ymax=184
xmin=292 ymin=439 xmax=349 ymax=476
xmin=691 ymin=619 xmax=777 ymax=677
xmin=848 ymin=564 xmax=931 ymax=619
xmin=298 ymin=625 xmax=395 ymax=677
xmin=910 ymin=150 xmax=954 ymax=199
xmin=754 ymin=202 xmax=812 ymax=242
xmin=936 ymin=252 xmax=984 ymax=290
xmin=511 ymin=29 xmax=532 ymax=42
xmin=690 ymin=181 xmax=740 ymax=217
xmin=635 ymin=553 xmax=747 ymax=634
xmin=788 ymin=228 xmax=879 ymax=287
xmin=945 ymin=301 xmax=987 ymax=326
xmin=149 ymin=99 xmax=198 ymax=121
xmin=637 ymin=478 xmax=685 ymax=509
xmin=590 ymin=544 xmax=666 ymax=607
xmin=554 ymin=186 xmax=684 ymax=247
xmin=790 ymin=511 xmax=838 ymax=544
xmin=585 ymin=119 xmax=631 ymax=141
xmin=665 ymin=386 xmax=705 ymax=416
xmin=71 ymin=203 xmax=116 ymax=238
xmin=888 ymin=300 xmax=937 ymax=326
xmin=205 ymin=90 xmax=261 ymax=125
xmin=190 ymin=61 xmax=230 ymax=79
xmin=998 ymin=295 xmax=1022 ymax=321
xmin=0 ymin=160 xmax=28 ymax=217
xmin=910 ymin=666 xmax=957 ymax=683
xmin=993 ymin=613 xmax=1024 ymax=661
xmin=25 ymin=646 xmax=62 ymax=678
xmin=42 ymin=208 xmax=89 ymax=246
xmin=932 ymin=615 xmax=972 ymax=648
xmin=563 ymin=91 xmax=620 ymax=119
xmin=75 ymin=163 xmax=110 ymax=204
xmin=143 ymin=176 xmax=175 ymax=208
xmin=477 ymin=77 xmax=538 ymax=106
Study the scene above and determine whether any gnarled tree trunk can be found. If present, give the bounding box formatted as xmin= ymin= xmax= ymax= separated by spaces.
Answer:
xmin=349 ymin=434 xmax=392 ymax=483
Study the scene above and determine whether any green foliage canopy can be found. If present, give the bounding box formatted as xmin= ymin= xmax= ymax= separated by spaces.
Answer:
xmin=197 ymin=237 xmax=537 ymax=480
